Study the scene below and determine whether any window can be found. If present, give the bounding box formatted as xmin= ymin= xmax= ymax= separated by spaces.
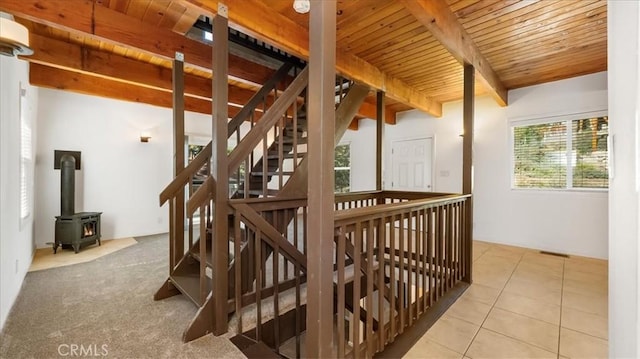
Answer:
xmin=334 ymin=143 xmax=351 ymax=193
xmin=512 ymin=115 xmax=608 ymax=189
xmin=19 ymin=83 xmax=32 ymax=224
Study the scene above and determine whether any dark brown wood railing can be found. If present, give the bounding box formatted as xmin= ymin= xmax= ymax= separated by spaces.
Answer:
xmin=229 ymin=197 xmax=308 ymax=355
xmin=333 ymin=192 xmax=471 ymax=357
xmin=157 ymin=62 xmax=299 ymax=274
xmin=227 ymin=191 xmax=470 ymax=358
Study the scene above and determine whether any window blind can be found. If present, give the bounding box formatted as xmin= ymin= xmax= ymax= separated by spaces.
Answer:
xmin=512 ymin=116 xmax=608 ymax=190
xmin=20 ymin=85 xmax=31 ymax=221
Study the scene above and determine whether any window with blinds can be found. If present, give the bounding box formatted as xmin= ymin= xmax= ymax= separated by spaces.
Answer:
xmin=512 ymin=116 xmax=608 ymax=190
xmin=20 ymin=84 xmax=32 ymax=222
xmin=334 ymin=143 xmax=351 ymax=193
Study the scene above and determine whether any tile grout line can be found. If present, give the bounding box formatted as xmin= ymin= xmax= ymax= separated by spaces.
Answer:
xmin=461 ymin=250 xmax=525 ymax=358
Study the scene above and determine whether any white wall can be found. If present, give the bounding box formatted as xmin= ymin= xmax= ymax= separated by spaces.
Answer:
xmin=34 ymin=89 xmax=212 ymax=248
xmin=608 ymin=1 xmax=639 ymax=357
xmin=389 ymin=107 xmax=464 ymax=194
xmin=349 ymin=72 xmax=608 ymax=259
xmin=477 ymin=72 xmax=608 ymax=259
xmin=0 ymin=56 xmax=38 ymax=329
xmin=341 ymin=119 xmax=377 ymax=192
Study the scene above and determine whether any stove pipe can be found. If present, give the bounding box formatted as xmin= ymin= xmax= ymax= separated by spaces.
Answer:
xmin=60 ymin=154 xmax=75 ymax=216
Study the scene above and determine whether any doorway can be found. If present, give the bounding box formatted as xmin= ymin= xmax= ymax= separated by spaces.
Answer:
xmin=391 ymin=137 xmax=434 ymax=191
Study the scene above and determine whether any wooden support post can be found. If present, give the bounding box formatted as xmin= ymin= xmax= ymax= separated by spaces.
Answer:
xmin=306 ymin=0 xmax=336 ymax=356
xmin=376 ymin=91 xmax=385 ymax=192
xmin=173 ymin=53 xmax=185 ymax=269
xmin=212 ymin=5 xmax=229 ymax=335
xmin=462 ymin=64 xmax=474 ymax=283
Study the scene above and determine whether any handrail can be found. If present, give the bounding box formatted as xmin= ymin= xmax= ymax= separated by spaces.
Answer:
xmin=159 ymin=142 xmax=212 ymax=205
xmin=226 ymin=62 xmax=294 ymax=136
xmin=228 ymin=66 xmax=309 ymax=175
xmin=229 ymin=197 xmax=306 ymax=212
xmin=334 ymin=193 xmax=470 ymax=223
xmin=187 ymin=176 xmax=216 ymax=215
xmin=160 ymin=62 xmax=297 ymax=206
xmin=231 ymin=203 xmax=308 ymax=270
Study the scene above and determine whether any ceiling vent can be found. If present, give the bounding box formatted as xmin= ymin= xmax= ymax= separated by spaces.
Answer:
xmin=0 ymin=15 xmax=33 ymax=57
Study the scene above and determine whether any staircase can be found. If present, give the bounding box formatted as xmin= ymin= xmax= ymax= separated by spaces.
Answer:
xmin=154 ymin=59 xmax=371 ymax=347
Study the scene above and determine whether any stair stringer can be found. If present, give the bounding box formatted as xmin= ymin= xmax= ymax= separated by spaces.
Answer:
xmin=277 ymin=82 xmax=371 ymax=198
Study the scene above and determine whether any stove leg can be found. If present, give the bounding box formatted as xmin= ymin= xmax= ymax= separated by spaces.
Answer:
xmin=53 ymin=243 xmax=58 ymax=254
xmin=73 ymin=243 xmax=80 ymax=254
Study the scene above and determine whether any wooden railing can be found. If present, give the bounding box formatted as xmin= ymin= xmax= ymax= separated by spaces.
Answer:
xmin=229 ymin=197 xmax=308 ymax=355
xmin=229 ymin=66 xmax=309 ymax=198
xmin=226 ymin=191 xmax=470 ymax=358
xmin=334 ymin=190 xmax=456 ymax=210
xmin=333 ymin=192 xmax=471 ymax=357
xmin=157 ymin=62 xmax=299 ymax=273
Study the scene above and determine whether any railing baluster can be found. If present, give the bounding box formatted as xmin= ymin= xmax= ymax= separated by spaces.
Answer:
xmin=398 ymin=211 xmax=405 ymax=334
xmin=435 ymin=206 xmax=441 ymax=300
xmin=422 ymin=208 xmax=428 ymax=312
xmin=199 ymin=205 xmax=207 ymax=304
xmin=377 ymin=217 xmax=385 ymax=351
xmin=273 ymin=244 xmax=280 ymax=352
xmin=407 ymin=210 xmax=413 ymax=327
xmin=448 ymin=203 xmax=454 ymax=290
xmin=461 ymin=201 xmax=466 ymax=279
xmin=352 ymin=222 xmax=362 ymax=358
xmin=428 ymin=207 xmax=433 ymax=307
xmin=295 ymin=260 xmax=301 ymax=358
xmin=337 ymin=226 xmax=346 ymax=358
xmin=366 ymin=219 xmax=375 ymax=356
xmin=234 ymin=214 xmax=242 ymax=334
xmin=303 ymin=207 xmax=308 ymax=256
xmin=262 ymin=133 xmax=268 ymax=197
xmin=255 ymin=229 xmax=262 ymax=341
xmin=415 ymin=209 xmax=422 ymax=317
xmin=169 ymin=200 xmax=175 ymax=270
xmin=389 ymin=214 xmax=396 ymax=342
xmin=284 ymin=209 xmax=289 ymax=281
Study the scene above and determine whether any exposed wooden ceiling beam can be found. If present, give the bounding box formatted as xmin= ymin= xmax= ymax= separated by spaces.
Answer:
xmin=24 ymin=33 xmax=262 ymax=106
xmin=27 ymin=32 xmax=373 ymax=124
xmin=0 ymin=0 xmax=276 ymax=86
xmin=358 ymin=100 xmax=396 ymax=125
xmin=183 ymin=0 xmax=443 ymax=117
xmin=29 ymin=63 xmax=249 ymax=117
xmin=399 ymin=0 xmax=508 ymax=106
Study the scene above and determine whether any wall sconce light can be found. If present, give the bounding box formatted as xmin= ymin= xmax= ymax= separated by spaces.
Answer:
xmin=140 ymin=131 xmax=151 ymax=143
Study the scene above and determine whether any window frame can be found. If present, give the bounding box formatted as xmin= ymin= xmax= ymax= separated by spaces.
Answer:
xmin=334 ymin=141 xmax=351 ymax=193
xmin=509 ymin=110 xmax=609 ymax=192
xmin=19 ymin=82 xmax=33 ymax=228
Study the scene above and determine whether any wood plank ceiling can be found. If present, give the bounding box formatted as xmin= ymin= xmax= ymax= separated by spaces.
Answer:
xmin=1 ymin=0 xmax=607 ymax=123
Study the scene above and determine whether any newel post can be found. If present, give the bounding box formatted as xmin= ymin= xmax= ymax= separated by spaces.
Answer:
xmin=212 ymin=3 xmax=229 ymax=335
xmin=306 ymin=0 xmax=337 ymax=356
xmin=462 ymin=64 xmax=474 ymax=283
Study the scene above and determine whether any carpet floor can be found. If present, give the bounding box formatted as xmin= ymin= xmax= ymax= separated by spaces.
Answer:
xmin=0 ymin=234 xmax=246 ymax=359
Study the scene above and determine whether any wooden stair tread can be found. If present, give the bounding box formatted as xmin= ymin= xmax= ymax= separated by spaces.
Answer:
xmin=266 ymin=152 xmax=306 ymax=160
xmin=250 ymin=171 xmax=295 ymax=177
xmin=170 ymin=267 xmax=211 ymax=307
xmin=333 ymin=261 xmax=380 ymax=284
xmin=230 ymin=335 xmax=280 ymax=359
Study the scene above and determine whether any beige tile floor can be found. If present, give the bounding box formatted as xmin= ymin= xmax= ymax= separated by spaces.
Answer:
xmin=405 ymin=241 xmax=608 ymax=359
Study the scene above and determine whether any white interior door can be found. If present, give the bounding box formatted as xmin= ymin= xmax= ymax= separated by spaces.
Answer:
xmin=391 ymin=138 xmax=433 ymax=191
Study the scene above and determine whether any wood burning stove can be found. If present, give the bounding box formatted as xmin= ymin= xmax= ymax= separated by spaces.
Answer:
xmin=53 ymin=152 xmax=102 ymax=253
xmin=55 ymin=212 xmax=102 ymax=253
